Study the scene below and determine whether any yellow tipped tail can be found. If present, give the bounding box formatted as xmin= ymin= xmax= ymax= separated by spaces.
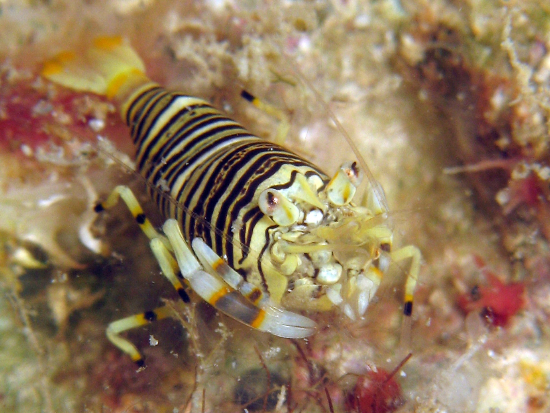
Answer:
xmin=42 ymin=36 xmax=147 ymax=99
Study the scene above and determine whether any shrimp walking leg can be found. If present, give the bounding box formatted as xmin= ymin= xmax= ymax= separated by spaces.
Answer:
xmin=390 ymin=244 xmax=421 ymax=349
xmin=96 ymin=186 xmax=191 ymax=365
xmin=390 ymin=245 xmax=421 ymax=317
xmin=106 ymin=306 xmax=173 ymax=367
xmin=240 ymin=89 xmax=290 ymax=144
xmin=96 ymin=185 xmax=316 ymax=362
xmin=94 ymin=185 xmax=171 ymax=250
xmin=95 ymin=185 xmax=191 ymax=300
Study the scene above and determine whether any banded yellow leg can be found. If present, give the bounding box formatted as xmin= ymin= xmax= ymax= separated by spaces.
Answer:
xmin=96 ymin=186 xmax=190 ymax=365
xmin=359 ymin=177 xmax=421 ymax=318
xmin=94 ymin=185 xmax=171 ymax=250
xmin=388 ymin=244 xmax=421 ymax=349
xmin=390 ymin=245 xmax=421 ymax=318
xmin=359 ymin=169 xmax=421 ymax=340
xmin=241 ymin=90 xmax=290 ymax=145
xmin=106 ymin=306 xmax=173 ymax=367
xmin=95 ymin=185 xmax=190 ymax=300
xmin=96 ymin=185 xmax=315 ymax=363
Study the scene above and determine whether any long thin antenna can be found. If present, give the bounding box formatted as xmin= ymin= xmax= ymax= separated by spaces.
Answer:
xmin=281 ymin=54 xmax=390 ymax=214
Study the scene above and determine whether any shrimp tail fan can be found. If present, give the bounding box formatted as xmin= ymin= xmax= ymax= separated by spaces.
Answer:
xmin=42 ymin=36 xmax=147 ymax=100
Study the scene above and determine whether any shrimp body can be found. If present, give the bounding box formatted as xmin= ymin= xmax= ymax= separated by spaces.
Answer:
xmin=126 ymin=83 xmax=329 ymax=306
xmin=42 ymin=37 xmax=420 ymax=363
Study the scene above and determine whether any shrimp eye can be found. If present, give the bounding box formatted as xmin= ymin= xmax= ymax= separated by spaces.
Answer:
xmin=259 ymin=189 xmax=299 ymax=226
xmin=344 ymin=161 xmax=363 ymax=186
xmin=326 ymin=161 xmax=363 ymax=206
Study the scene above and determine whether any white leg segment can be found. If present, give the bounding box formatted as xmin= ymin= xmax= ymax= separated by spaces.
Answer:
xmin=161 ymin=219 xmax=316 ymax=338
xmin=192 ymin=238 xmax=270 ymax=306
xmin=390 ymin=244 xmax=421 ymax=311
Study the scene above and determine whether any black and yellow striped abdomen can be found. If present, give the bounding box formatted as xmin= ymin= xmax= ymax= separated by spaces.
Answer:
xmin=121 ymin=82 xmax=329 ymax=285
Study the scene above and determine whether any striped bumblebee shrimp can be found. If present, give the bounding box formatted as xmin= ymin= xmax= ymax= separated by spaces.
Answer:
xmin=41 ymin=36 xmax=421 ymax=368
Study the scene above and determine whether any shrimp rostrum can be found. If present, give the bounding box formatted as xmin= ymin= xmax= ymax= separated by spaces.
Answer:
xmin=42 ymin=37 xmax=420 ymax=366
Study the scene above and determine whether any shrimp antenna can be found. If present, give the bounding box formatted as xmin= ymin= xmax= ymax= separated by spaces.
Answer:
xmin=280 ymin=52 xmax=390 ymax=214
